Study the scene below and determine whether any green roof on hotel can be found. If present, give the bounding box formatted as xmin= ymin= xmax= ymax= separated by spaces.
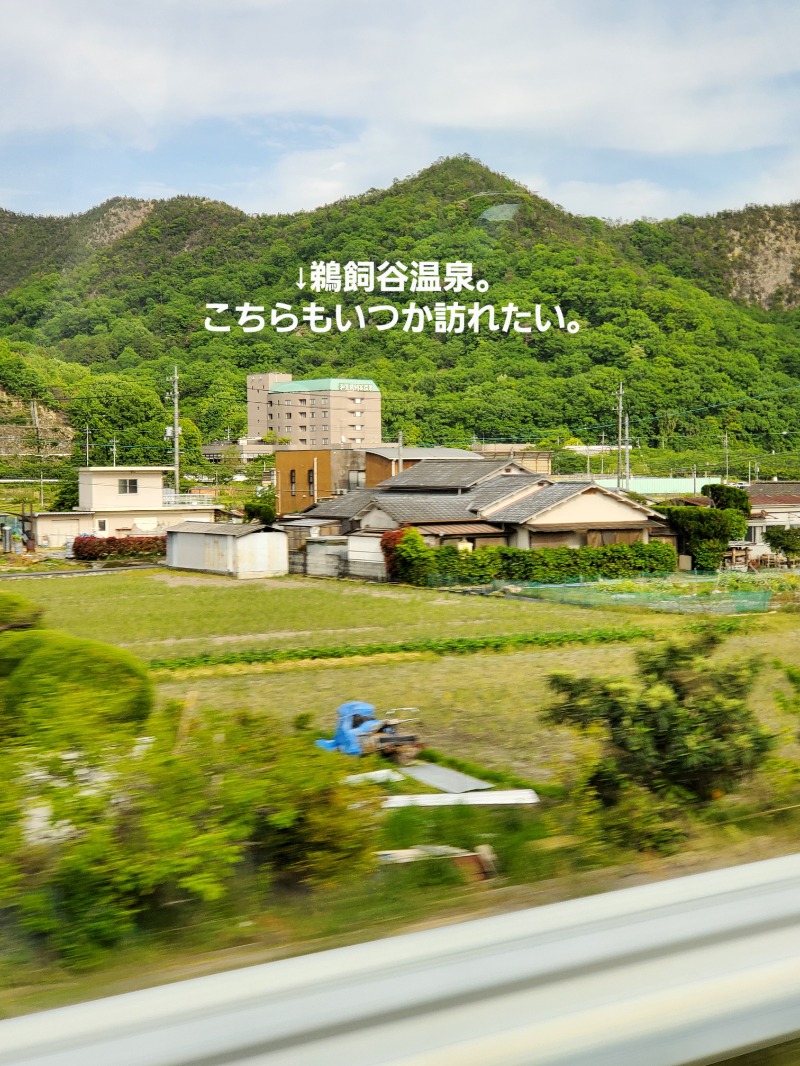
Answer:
xmin=269 ymin=378 xmax=379 ymax=393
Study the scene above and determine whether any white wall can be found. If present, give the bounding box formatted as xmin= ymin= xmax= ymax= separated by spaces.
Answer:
xmin=348 ymin=535 xmax=386 ymax=580
xmin=79 ymin=470 xmax=164 ymax=511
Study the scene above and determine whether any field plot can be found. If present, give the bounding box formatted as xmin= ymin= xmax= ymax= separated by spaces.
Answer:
xmin=13 ymin=569 xmax=678 ymax=659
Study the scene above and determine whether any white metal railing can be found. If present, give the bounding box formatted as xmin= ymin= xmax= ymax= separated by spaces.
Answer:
xmin=162 ymin=493 xmax=216 ymax=507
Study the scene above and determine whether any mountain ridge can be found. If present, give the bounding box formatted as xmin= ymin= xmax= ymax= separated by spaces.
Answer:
xmin=1 ymin=155 xmax=800 ymax=471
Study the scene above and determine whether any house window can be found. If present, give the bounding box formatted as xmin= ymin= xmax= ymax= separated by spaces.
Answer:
xmin=290 ymin=470 xmax=296 ymax=496
xmin=118 ymin=478 xmax=138 ymax=494
xmin=97 ymin=519 xmax=107 ymax=532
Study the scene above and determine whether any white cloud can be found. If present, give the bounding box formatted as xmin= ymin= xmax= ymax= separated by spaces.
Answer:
xmin=4 ymin=0 xmax=800 ymax=217
xmin=3 ymin=0 xmax=800 ymax=157
xmin=227 ymin=125 xmax=435 ymax=214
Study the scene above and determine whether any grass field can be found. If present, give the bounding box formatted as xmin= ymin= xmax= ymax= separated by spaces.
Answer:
xmin=4 ymin=568 xmax=800 ymax=1013
xmin=11 ymin=568 xmax=679 ymax=658
xmin=13 ymin=568 xmax=800 ymax=785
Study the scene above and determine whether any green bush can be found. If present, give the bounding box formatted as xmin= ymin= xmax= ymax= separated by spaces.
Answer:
xmin=384 ymin=529 xmax=677 ymax=587
xmin=0 ymin=591 xmax=43 ymax=633
xmin=0 ymin=630 xmax=153 ymax=746
xmin=0 ymin=708 xmax=382 ymax=964
xmin=547 ymin=628 xmax=773 ymax=801
xmin=660 ymin=506 xmax=747 ymax=570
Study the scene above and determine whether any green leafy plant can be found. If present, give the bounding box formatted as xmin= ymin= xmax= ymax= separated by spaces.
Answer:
xmin=546 ymin=628 xmax=773 ymax=802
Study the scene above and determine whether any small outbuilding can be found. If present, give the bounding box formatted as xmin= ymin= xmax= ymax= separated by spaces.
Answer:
xmin=166 ymin=521 xmax=288 ymax=579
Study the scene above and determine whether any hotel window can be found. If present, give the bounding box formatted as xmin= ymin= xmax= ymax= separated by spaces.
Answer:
xmin=299 ymin=399 xmax=307 ymax=406
xmin=290 ymin=469 xmax=296 ymax=496
xmin=118 ymin=478 xmax=138 ymax=494
xmin=322 ymin=424 xmax=329 ymax=431
xmin=310 ymin=411 xmax=315 ymax=418
xmin=309 ymin=399 xmax=316 ymax=405
xmin=285 ymin=412 xmax=291 ymax=419
xmin=322 ymin=438 xmax=329 ymax=444
xmin=308 ymin=469 xmax=315 ymax=492
xmin=299 ymin=439 xmax=307 ymax=444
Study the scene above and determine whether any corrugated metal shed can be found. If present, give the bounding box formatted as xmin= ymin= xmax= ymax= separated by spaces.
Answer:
xmin=167 ymin=521 xmax=267 ymax=537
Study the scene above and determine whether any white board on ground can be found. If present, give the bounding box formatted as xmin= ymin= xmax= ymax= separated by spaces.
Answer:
xmin=382 ymin=790 xmax=539 ymax=808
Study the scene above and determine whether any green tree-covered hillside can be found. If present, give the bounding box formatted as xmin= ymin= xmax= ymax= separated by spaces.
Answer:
xmin=1 ymin=156 xmax=800 ymax=462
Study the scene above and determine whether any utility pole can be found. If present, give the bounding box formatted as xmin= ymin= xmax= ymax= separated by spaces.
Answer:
xmin=84 ymin=424 xmax=90 ymax=465
xmin=723 ymin=432 xmax=729 ymax=481
xmin=616 ymin=383 xmax=624 ymax=490
xmin=748 ymin=460 xmax=751 ymax=484
xmin=624 ymin=413 xmax=631 ymax=490
xmin=172 ymin=365 xmax=180 ymax=493
xmin=600 ymin=431 xmax=605 ymax=475
xmin=111 ymin=437 xmax=118 ymax=467
xmin=692 ymin=464 xmax=697 ymax=496
xmin=398 ymin=429 xmax=404 ymax=475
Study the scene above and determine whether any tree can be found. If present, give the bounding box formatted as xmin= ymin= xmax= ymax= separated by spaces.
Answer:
xmin=763 ymin=525 xmax=800 ymax=563
xmin=660 ymin=505 xmax=747 ymax=570
xmin=546 ymin=629 xmax=772 ymax=802
xmin=243 ymin=494 xmax=276 ymax=525
xmin=701 ymin=483 xmax=751 ymax=515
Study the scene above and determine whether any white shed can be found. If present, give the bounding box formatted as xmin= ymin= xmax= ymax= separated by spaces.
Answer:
xmin=166 ymin=522 xmax=288 ymax=578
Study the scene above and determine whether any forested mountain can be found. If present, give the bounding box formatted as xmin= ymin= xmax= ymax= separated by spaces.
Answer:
xmin=1 ymin=156 xmax=800 ymax=473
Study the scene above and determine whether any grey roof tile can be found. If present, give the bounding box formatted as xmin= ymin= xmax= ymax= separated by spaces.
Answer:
xmin=485 ymin=482 xmax=593 ymax=522
xmin=299 ymin=489 xmax=375 ymax=519
xmin=379 ymin=459 xmax=524 ymax=491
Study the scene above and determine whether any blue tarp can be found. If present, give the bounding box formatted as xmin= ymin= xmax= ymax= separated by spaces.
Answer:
xmin=316 ymin=700 xmax=380 ymax=756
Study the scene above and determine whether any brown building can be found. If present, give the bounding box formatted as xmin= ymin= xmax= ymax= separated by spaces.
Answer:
xmin=247 ymin=373 xmax=381 ymax=448
xmin=470 ymin=443 xmax=552 ymax=475
xmin=274 ymin=446 xmax=479 ymax=515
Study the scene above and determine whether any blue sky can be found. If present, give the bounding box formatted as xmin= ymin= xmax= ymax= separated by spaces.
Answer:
xmin=2 ymin=0 xmax=800 ymax=220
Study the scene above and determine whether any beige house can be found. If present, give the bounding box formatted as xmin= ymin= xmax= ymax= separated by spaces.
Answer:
xmin=33 ymin=466 xmax=217 ymax=548
xmin=294 ymin=460 xmax=674 ymax=549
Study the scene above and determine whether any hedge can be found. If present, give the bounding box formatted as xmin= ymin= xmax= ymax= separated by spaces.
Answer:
xmin=72 ymin=535 xmax=167 ymax=560
xmin=389 ymin=529 xmax=677 ymax=586
xmin=150 ymin=625 xmax=655 ymax=671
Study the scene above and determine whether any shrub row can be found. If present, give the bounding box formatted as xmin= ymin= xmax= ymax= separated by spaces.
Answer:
xmin=72 ymin=535 xmax=167 ymax=560
xmin=387 ymin=530 xmax=677 ymax=587
xmin=151 ymin=625 xmax=655 ymax=671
